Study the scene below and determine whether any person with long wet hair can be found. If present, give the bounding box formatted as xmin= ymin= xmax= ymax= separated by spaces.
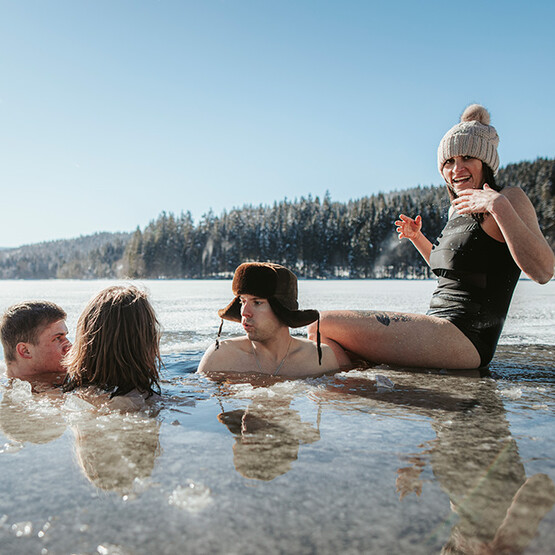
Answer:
xmin=63 ymin=285 xmax=161 ymax=398
xmin=309 ymin=105 xmax=554 ymax=370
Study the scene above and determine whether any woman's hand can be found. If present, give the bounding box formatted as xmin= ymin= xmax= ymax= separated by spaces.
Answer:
xmin=395 ymin=214 xmax=422 ymax=240
xmin=395 ymin=214 xmax=432 ymax=264
xmin=451 ymin=183 xmax=500 ymax=214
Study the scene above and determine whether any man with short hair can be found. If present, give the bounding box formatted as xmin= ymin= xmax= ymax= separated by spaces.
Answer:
xmin=197 ymin=262 xmax=349 ymax=377
xmin=1 ymin=301 xmax=71 ymax=380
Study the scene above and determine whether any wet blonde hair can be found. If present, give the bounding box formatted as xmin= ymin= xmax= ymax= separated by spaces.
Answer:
xmin=63 ymin=285 xmax=161 ymax=397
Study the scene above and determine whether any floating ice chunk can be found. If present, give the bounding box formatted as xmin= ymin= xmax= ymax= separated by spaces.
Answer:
xmin=11 ymin=521 xmax=33 ymax=537
xmin=63 ymin=394 xmax=94 ymax=412
xmin=169 ymin=480 xmax=212 ymax=512
xmin=342 ymin=369 xmax=370 ymax=378
xmin=1 ymin=441 xmax=23 ymax=454
xmin=9 ymin=379 xmax=33 ymax=402
xmin=375 ymin=374 xmax=395 ymax=390
xmin=33 ymin=400 xmax=61 ymax=417
xmin=37 ymin=520 xmax=51 ymax=538
xmin=501 ymin=387 xmax=523 ymax=400
xmin=97 ymin=544 xmax=130 ymax=555
xmin=230 ymin=383 xmax=255 ymax=396
xmin=107 ymin=390 xmax=152 ymax=412
xmin=271 ymin=380 xmax=299 ymax=394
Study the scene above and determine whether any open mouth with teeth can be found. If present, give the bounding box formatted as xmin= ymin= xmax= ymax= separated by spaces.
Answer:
xmin=452 ymin=176 xmax=474 ymax=187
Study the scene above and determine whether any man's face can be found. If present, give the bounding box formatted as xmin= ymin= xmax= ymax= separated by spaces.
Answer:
xmin=27 ymin=319 xmax=71 ymax=373
xmin=240 ymin=294 xmax=284 ymax=342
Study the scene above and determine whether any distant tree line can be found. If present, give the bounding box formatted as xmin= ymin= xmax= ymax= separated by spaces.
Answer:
xmin=1 ymin=158 xmax=553 ymax=280
xmin=0 ymin=233 xmax=130 ymax=280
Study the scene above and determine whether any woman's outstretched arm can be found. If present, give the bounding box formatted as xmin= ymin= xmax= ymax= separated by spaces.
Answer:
xmin=395 ymin=214 xmax=433 ymax=265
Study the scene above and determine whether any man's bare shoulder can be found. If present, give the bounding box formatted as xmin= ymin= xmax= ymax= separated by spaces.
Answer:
xmin=288 ymin=337 xmax=340 ymax=376
xmin=197 ymin=338 xmax=251 ymax=374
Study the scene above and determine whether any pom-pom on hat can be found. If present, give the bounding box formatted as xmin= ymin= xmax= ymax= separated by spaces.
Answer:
xmin=437 ymin=104 xmax=500 ymax=174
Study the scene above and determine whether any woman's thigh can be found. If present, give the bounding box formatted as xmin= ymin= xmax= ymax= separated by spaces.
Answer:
xmin=316 ymin=310 xmax=481 ymax=369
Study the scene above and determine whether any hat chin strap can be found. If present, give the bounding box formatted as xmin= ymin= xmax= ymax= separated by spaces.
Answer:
xmin=215 ymin=319 xmax=224 ymax=350
xmin=316 ymin=315 xmax=322 ymax=366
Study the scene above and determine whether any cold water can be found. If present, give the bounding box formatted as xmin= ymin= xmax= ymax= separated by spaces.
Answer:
xmin=0 ymin=279 xmax=554 ymax=554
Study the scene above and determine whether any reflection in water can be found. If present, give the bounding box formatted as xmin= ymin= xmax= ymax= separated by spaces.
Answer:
xmin=0 ymin=381 xmax=66 ymax=445
xmin=218 ymin=396 xmax=320 ymax=481
xmin=71 ymin=407 xmax=162 ymax=495
xmin=429 ymin=378 xmax=555 ymax=554
xmin=0 ymin=380 xmax=163 ymax=496
xmin=490 ymin=344 xmax=555 ymax=383
xmin=322 ymin=371 xmax=555 ymax=553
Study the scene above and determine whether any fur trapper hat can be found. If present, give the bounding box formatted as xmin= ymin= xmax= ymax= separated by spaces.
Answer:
xmin=216 ymin=262 xmax=322 ymax=364
xmin=437 ymin=104 xmax=500 ymax=175
xmin=218 ymin=262 xmax=319 ymax=327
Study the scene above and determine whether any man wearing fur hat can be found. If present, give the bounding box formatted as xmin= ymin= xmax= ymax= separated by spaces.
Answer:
xmin=197 ymin=262 xmax=348 ymax=377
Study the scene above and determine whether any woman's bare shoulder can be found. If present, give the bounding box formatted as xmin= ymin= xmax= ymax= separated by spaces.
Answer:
xmin=499 ymin=185 xmax=530 ymax=203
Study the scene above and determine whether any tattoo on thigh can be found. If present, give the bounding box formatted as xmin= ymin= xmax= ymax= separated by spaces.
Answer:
xmin=376 ymin=313 xmax=391 ymax=326
xmin=375 ymin=313 xmax=411 ymax=327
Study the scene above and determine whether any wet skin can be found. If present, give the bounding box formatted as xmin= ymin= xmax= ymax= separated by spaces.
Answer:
xmin=27 ymin=319 xmax=72 ymax=373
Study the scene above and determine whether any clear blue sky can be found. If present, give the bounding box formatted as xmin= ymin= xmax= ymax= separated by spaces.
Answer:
xmin=1 ymin=0 xmax=554 ymax=248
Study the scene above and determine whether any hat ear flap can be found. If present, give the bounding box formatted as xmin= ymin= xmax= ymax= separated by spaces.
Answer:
xmin=268 ymin=298 xmax=319 ymax=328
xmin=218 ymin=297 xmax=242 ymax=323
xmin=215 ymin=319 xmax=224 ymax=350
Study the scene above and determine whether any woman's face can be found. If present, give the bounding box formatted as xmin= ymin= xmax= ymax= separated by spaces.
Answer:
xmin=442 ymin=155 xmax=484 ymax=194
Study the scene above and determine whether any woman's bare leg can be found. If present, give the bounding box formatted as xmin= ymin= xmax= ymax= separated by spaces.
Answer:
xmin=314 ymin=336 xmax=354 ymax=368
xmin=308 ymin=310 xmax=481 ymax=369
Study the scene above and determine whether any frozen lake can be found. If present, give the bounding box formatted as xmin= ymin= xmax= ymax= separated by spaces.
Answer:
xmin=1 ymin=279 xmax=554 ymax=554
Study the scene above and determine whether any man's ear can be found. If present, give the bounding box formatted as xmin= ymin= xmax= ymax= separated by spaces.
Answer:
xmin=16 ymin=343 xmax=33 ymax=359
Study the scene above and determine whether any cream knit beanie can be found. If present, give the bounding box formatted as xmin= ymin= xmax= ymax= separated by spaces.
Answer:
xmin=437 ymin=104 xmax=499 ymax=174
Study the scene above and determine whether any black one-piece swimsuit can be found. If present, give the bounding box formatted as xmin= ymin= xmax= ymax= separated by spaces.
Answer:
xmin=427 ymin=214 xmax=521 ymax=367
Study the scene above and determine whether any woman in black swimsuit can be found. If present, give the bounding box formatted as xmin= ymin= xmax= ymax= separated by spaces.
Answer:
xmin=309 ymin=104 xmax=554 ymax=369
